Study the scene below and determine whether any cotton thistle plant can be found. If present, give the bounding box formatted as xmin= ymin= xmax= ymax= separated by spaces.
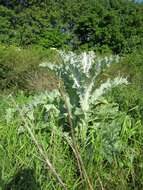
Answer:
xmin=40 ymin=50 xmax=127 ymax=116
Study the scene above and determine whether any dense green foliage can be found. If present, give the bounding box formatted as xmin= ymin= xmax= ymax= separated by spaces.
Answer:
xmin=0 ymin=45 xmax=59 ymax=92
xmin=0 ymin=0 xmax=143 ymax=53
xmin=0 ymin=0 xmax=143 ymax=189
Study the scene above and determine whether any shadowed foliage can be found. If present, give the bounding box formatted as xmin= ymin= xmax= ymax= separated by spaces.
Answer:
xmin=4 ymin=169 xmax=41 ymax=190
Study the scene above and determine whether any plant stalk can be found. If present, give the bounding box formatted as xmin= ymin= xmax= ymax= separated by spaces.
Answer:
xmin=58 ymin=88 xmax=94 ymax=190
xmin=12 ymin=99 xmax=68 ymax=190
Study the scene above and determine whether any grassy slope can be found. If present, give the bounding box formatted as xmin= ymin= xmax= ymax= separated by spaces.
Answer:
xmin=0 ymin=48 xmax=143 ymax=189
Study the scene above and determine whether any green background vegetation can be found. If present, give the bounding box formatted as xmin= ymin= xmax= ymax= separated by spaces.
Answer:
xmin=0 ymin=0 xmax=142 ymax=53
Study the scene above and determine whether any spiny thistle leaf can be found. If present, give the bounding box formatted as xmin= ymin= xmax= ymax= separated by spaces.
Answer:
xmin=40 ymin=50 xmax=127 ymax=115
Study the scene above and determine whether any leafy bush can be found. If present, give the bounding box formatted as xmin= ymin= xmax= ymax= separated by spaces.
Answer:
xmin=0 ymin=45 xmax=59 ymax=92
xmin=103 ymin=49 xmax=143 ymax=85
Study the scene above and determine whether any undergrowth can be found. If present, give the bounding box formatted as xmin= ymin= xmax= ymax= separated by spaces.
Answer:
xmin=0 ymin=90 xmax=143 ymax=189
xmin=0 ymin=50 xmax=143 ymax=189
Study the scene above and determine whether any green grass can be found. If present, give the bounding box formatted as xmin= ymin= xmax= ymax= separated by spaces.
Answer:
xmin=0 ymin=94 xmax=78 ymax=190
xmin=0 ymin=90 xmax=143 ymax=190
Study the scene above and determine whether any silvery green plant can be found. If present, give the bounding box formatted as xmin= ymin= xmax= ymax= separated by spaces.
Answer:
xmin=5 ymin=50 xmax=128 ymax=190
xmin=40 ymin=50 xmax=127 ymax=117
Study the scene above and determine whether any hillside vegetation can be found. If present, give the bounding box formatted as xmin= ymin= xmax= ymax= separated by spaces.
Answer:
xmin=0 ymin=0 xmax=143 ymax=190
xmin=0 ymin=0 xmax=143 ymax=53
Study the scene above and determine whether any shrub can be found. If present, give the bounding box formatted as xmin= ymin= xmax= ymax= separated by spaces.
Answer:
xmin=0 ymin=46 xmax=59 ymax=92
